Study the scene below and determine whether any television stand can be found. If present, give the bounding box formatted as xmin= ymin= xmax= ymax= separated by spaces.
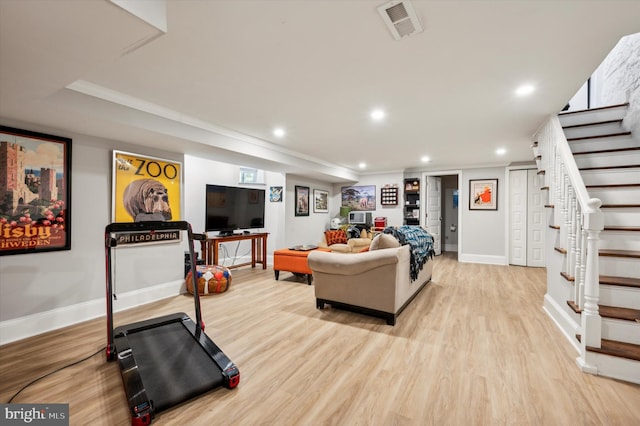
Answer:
xmin=200 ymin=233 xmax=269 ymax=270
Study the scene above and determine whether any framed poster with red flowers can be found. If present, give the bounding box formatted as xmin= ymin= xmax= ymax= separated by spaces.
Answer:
xmin=0 ymin=125 xmax=72 ymax=256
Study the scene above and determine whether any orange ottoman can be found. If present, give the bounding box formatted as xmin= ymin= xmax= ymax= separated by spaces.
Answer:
xmin=273 ymin=247 xmax=331 ymax=285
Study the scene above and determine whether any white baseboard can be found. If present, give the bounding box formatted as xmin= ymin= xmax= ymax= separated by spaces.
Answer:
xmin=458 ymin=253 xmax=507 ymax=265
xmin=543 ymin=293 xmax=581 ymax=353
xmin=0 ymin=279 xmax=184 ymax=345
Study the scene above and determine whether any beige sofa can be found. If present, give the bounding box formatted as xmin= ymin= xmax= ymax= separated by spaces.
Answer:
xmin=318 ymin=228 xmax=372 ymax=253
xmin=308 ymin=241 xmax=433 ymax=325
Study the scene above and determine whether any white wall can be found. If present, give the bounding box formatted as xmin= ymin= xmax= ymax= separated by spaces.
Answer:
xmin=0 ymin=129 xmax=289 ymax=344
xmin=331 ymin=172 xmax=405 ymax=228
xmin=459 ymin=167 xmax=507 ymax=264
xmin=567 ymin=31 xmax=640 ymax=135
xmin=599 ymin=33 xmax=640 ymax=138
xmin=0 ymin=128 xmax=188 ymax=343
xmin=284 ymin=176 xmax=334 ymax=248
xmin=183 ymin=155 xmax=286 ymax=264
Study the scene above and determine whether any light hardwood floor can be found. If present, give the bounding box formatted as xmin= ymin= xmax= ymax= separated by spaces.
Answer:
xmin=1 ymin=252 xmax=639 ymax=425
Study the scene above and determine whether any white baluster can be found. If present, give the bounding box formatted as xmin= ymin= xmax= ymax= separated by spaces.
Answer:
xmin=567 ymin=186 xmax=576 ymax=278
xmin=574 ymin=207 xmax=584 ymax=308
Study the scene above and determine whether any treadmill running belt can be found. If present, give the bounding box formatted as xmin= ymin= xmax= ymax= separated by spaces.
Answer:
xmin=121 ymin=321 xmax=225 ymax=412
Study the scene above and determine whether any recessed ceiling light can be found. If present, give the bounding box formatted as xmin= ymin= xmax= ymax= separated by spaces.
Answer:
xmin=273 ymin=127 xmax=285 ymax=137
xmin=496 ymin=148 xmax=506 ymax=155
xmin=421 ymin=156 xmax=430 ymax=163
xmin=370 ymin=109 xmax=386 ymax=121
xmin=359 ymin=162 xmax=366 ymax=169
xmin=515 ymin=84 xmax=535 ymax=96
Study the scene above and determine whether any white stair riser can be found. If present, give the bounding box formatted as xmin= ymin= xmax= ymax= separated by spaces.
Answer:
xmin=601 ymin=208 xmax=640 ymax=227
xmin=599 ymin=256 xmax=640 ymax=279
xmin=581 ymin=168 xmax=640 ymax=186
xmin=601 ymin=318 xmax=640 ymax=345
xmin=559 ymin=106 xmax=628 ymax=127
xmin=575 ymin=151 xmax=640 ymax=169
xmin=599 ymin=230 xmax=640 ymax=251
xmin=563 ymin=121 xmax=624 ymax=139
xmin=588 ymin=187 xmax=640 ymax=204
xmin=599 ymin=284 xmax=640 ymax=309
xmin=584 ymin=351 xmax=640 ymax=385
xmin=569 ymin=135 xmax=636 ymax=152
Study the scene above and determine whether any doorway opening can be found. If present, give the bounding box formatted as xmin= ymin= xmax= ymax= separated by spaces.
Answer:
xmin=422 ymin=171 xmax=461 ymax=260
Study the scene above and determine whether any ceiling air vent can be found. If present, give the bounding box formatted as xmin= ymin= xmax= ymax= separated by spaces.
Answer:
xmin=377 ymin=0 xmax=423 ymax=40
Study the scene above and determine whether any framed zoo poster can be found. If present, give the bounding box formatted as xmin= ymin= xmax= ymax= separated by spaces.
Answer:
xmin=0 ymin=126 xmax=72 ymax=256
xmin=112 ymin=151 xmax=182 ymax=245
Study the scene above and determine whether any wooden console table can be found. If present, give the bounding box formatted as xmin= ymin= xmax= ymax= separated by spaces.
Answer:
xmin=200 ymin=233 xmax=269 ymax=270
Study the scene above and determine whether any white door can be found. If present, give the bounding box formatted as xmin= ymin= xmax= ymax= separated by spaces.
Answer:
xmin=527 ymin=168 xmax=546 ymax=267
xmin=425 ymin=176 xmax=442 ymax=255
xmin=509 ymin=169 xmax=546 ymax=267
xmin=510 ymin=170 xmax=527 ymax=266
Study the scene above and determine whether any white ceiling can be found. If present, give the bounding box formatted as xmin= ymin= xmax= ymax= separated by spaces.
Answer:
xmin=1 ymin=0 xmax=639 ymax=182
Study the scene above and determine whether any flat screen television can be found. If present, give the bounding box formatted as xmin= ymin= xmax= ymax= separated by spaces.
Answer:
xmin=205 ymin=185 xmax=265 ymax=235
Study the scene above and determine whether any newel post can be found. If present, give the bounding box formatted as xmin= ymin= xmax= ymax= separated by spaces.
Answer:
xmin=581 ymin=198 xmax=604 ymax=349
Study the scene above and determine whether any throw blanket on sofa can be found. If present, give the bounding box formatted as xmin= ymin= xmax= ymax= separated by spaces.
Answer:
xmin=383 ymin=226 xmax=435 ymax=281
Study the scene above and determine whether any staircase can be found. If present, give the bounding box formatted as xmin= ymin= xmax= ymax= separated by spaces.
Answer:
xmin=534 ymin=103 xmax=640 ymax=384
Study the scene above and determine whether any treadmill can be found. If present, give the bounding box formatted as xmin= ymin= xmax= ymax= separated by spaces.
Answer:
xmin=105 ymin=221 xmax=239 ymax=426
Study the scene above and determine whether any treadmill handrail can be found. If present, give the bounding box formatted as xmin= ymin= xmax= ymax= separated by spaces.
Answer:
xmin=106 ymin=221 xmax=190 ymax=233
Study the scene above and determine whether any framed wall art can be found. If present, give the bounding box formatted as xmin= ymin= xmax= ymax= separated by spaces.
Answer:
xmin=313 ymin=189 xmax=328 ymax=213
xmin=295 ymin=185 xmax=309 ymax=216
xmin=341 ymin=185 xmax=376 ymax=211
xmin=0 ymin=126 xmax=72 ymax=256
xmin=469 ymin=179 xmax=498 ymax=210
xmin=270 ymin=186 xmax=283 ymax=202
xmin=112 ymin=151 xmax=182 ymax=245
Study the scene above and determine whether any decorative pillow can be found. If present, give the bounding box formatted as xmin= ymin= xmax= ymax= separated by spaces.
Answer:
xmin=359 ymin=245 xmax=370 ymax=253
xmin=360 ymin=229 xmax=368 ymax=239
xmin=325 ymin=229 xmax=348 ymax=246
xmin=370 ymin=233 xmax=400 ymax=251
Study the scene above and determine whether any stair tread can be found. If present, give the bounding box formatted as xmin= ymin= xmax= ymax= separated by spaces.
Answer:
xmin=576 ymin=335 xmax=640 ymax=362
xmin=568 ymin=132 xmax=631 ymax=141
xmin=600 ymin=275 xmax=640 ymax=288
xmin=604 ymin=226 xmax=640 ymax=232
xmin=580 ymin=164 xmax=640 ymax=171
xmin=600 ymin=249 xmax=640 ymax=259
xmin=573 ymin=146 xmax=640 ymax=155
xmin=567 ymin=300 xmax=640 ymax=322
xmin=587 ymin=183 xmax=640 ymax=189
xmin=560 ymin=273 xmax=639 ymax=288
xmin=601 ymin=204 xmax=640 ymax=208
xmin=559 ymin=103 xmax=629 ymax=116
xmin=562 ymin=119 xmax=623 ymax=129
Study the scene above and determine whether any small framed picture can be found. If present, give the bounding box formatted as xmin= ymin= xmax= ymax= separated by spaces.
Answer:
xmin=295 ymin=185 xmax=310 ymax=216
xmin=469 ymin=179 xmax=498 ymax=210
xmin=313 ymin=189 xmax=329 ymax=213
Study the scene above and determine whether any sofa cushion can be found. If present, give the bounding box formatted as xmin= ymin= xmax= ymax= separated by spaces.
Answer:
xmin=370 ymin=233 xmax=400 ymax=251
xmin=325 ymin=229 xmax=348 ymax=245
